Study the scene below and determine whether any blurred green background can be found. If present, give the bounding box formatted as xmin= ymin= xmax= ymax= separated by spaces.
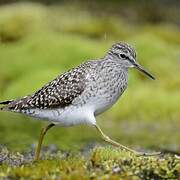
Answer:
xmin=0 ymin=0 xmax=179 ymax=154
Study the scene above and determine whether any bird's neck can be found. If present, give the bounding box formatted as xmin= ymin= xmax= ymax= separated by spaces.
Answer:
xmin=98 ymin=57 xmax=128 ymax=81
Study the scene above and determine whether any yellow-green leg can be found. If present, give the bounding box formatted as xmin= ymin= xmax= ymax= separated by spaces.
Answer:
xmin=95 ymin=124 xmax=161 ymax=156
xmin=34 ymin=123 xmax=55 ymax=161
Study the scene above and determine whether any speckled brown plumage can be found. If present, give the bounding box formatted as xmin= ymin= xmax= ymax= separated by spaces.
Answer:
xmin=0 ymin=62 xmax=93 ymax=112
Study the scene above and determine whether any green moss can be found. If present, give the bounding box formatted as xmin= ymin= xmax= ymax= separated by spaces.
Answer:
xmin=0 ymin=147 xmax=179 ymax=179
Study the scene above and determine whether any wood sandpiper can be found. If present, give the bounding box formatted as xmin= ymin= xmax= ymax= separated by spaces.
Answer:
xmin=0 ymin=42 xmax=160 ymax=161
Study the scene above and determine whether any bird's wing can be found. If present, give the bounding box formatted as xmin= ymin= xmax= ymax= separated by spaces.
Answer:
xmin=1 ymin=62 xmax=92 ymax=112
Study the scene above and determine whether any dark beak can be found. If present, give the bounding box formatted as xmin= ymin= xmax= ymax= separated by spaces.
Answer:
xmin=133 ymin=62 xmax=155 ymax=80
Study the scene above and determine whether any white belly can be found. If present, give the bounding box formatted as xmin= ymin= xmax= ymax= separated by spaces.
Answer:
xmin=27 ymin=105 xmax=96 ymax=127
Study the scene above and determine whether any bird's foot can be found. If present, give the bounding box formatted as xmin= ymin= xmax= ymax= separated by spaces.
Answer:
xmin=134 ymin=151 xmax=161 ymax=156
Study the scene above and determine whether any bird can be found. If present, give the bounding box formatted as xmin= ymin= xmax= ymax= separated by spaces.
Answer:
xmin=0 ymin=42 xmax=160 ymax=161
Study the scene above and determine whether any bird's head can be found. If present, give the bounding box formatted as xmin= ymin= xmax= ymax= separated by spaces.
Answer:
xmin=107 ymin=42 xmax=155 ymax=80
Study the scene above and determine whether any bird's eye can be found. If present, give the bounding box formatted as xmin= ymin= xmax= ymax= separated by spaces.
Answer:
xmin=120 ymin=54 xmax=126 ymax=59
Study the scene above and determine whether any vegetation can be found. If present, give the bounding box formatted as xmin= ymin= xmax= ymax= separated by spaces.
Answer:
xmin=0 ymin=2 xmax=179 ymax=179
xmin=0 ymin=146 xmax=179 ymax=179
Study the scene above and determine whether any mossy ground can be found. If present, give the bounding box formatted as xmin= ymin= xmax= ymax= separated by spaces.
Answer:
xmin=0 ymin=146 xmax=180 ymax=179
xmin=0 ymin=2 xmax=180 ymax=179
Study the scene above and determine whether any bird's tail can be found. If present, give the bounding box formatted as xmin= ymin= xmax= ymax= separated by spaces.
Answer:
xmin=0 ymin=100 xmax=13 ymax=110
